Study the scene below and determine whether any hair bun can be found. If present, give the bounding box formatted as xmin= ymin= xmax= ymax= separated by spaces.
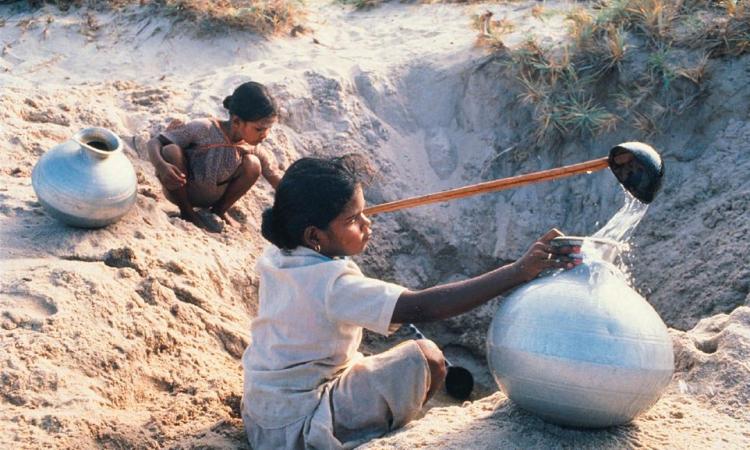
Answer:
xmin=225 ymin=82 xmax=278 ymax=122
xmin=222 ymin=95 xmax=233 ymax=111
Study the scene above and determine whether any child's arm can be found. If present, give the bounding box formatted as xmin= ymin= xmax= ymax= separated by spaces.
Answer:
xmin=147 ymin=137 xmax=186 ymax=189
xmin=253 ymin=148 xmax=283 ymax=189
xmin=391 ymin=228 xmax=579 ymax=323
xmin=262 ymin=165 xmax=282 ymax=190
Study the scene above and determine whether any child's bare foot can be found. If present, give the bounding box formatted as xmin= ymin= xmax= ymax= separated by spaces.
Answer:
xmin=211 ymin=208 xmax=241 ymax=228
xmin=180 ymin=209 xmax=216 ymax=232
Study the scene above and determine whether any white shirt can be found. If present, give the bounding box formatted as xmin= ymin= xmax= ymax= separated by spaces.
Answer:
xmin=242 ymin=245 xmax=406 ymax=428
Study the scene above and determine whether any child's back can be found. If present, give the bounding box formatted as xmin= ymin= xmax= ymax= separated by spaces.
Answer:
xmin=244 ymin=246 xmax=427 ymax=449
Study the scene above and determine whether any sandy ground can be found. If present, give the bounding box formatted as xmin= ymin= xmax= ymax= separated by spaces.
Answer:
xmin=1 ymin=1 xmax=749 ymax=448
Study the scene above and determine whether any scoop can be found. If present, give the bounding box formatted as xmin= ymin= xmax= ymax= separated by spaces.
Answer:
xmin=364 ymin=142 xmax=664 ymax=215
xmin=607 ymin=142 xmax=664 ymax=204
xmin=407 ymin=324 xmax=474 ymax=401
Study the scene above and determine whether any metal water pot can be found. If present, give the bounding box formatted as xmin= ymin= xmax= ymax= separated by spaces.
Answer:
xmin=487 ymin=237 xmax=673 ymax=428
xmin=31 ymin=127 xmax=137 ymax=228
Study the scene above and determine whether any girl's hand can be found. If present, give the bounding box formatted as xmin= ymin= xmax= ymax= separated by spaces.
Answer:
xmin=512 ymin=228 xmax=581 ymax=282
xmin=159 ymin=162 xmax=187 ymax=190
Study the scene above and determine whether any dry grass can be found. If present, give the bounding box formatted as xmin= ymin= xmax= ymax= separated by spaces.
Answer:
xmin=676 ymin=51 xmax=710 ymax=84
xmin=473 ymin=11 xmax=515 ymax=50
xmin=509 ymin=38 xmax=619 ymax=144
xmin=627 ymin=0 xmax=681 ymax=43
xmin=337 ymin=0 xmax=389 ymax=9
xmin=478 ymin=0 xmax=747 ymax=146
xmin=338 ymin=0 xmax=519 ymax=11
xmin=27 ymin=0 xmax=305 ymax=36
xmin=696 ymin=1 xmax=750 ymax=56
xmin=163 ymin=0 xmax=304 ymax=35
xmin=531 ymin=4 xmax=545 ymax=19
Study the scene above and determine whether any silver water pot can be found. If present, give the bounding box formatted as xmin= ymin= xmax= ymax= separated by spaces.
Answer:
xmin=31 ymin=127 xmax=137 ymax=228
xmin=487 ymin=236 xmax=673 ymax=428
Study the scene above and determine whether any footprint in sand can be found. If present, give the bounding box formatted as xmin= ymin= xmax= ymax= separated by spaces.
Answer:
xmin=0 ymin=292 xmax=58 ymax=331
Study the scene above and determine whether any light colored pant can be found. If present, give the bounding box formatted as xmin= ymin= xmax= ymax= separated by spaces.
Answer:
xmin=244 ymin=340 xmax=431 ymax=450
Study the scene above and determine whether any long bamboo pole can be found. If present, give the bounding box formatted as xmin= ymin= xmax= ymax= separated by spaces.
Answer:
xmin=364 ymin=157 xmax=610 ymax=216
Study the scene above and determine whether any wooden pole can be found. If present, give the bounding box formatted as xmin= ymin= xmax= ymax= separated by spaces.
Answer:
xmin=364 ymin=157 xmax=610 ymax=216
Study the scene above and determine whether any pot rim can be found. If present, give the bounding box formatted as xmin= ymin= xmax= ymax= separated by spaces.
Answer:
xmin=551 ymin=235 xmax=619 ymax=248
xmin=73 ymin=127 xmax=123 ymax=158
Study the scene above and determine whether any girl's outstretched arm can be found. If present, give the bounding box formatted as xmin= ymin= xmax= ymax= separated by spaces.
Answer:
xmin=264 ymin=168 xmax=282 ymax=190
xmin=251 ymin=147 xmax=282 ymax=189
xmin=146 ymin=137 xmax=167 ymax=168
xmin=391 ymin=228 xmax=579 ymax=323
xmin=147 ymin=137 xmax=186 ymax=189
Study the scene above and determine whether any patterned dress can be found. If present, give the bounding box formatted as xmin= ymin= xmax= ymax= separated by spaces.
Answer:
xmin=159 ymin=118 xmax=278 ymax=207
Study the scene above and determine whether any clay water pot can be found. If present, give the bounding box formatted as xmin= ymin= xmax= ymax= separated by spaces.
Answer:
xmin=32 ymin=127 xmax=137 ymax=228
xmin=487 ymin=237 xmax=673 ymax=428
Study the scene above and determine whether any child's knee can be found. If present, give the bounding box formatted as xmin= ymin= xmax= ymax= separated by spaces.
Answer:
xmin=241 ymin=154 xmax=262 ymax=178
xmin=414 ymin=339 xmax=447 ymax=383
xmin=161 ymin=144 xmax=184 ymax=165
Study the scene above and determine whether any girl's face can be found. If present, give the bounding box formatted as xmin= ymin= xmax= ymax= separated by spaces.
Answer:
xmin=233 ymin=116 xmax=277 ymax=145
xmin=316 ymin=185 xmax=372 ymax=258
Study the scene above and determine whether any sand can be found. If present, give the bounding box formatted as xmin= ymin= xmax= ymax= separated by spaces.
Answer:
xmin=1 ymin=0 xmax=749 ymax=448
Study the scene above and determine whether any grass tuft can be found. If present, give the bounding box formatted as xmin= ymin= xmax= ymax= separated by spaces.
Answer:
xmin=339 ymin=0 xmax=526 ymax=12
xmin=337 ymin=0 xmax=389 ymax=9
xmin=481 ymin=0 xmax=748 ymax=146
xmin=27 ymin=0 xmax=305 ymax=36
xmin=473 ymin=10 xmax=515 ymax=51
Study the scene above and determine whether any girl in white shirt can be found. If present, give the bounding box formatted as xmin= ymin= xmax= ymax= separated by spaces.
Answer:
xmin=243 ymin=155 xmax=579 ymax=449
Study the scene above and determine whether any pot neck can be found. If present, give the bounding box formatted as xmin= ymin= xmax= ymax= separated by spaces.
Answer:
xmin=73 ymin=127 xmax=122 ymax=160
xmin=551 ymin=236 xmax=622 ymax=264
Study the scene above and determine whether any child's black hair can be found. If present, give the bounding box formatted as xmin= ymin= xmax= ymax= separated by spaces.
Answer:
xmin=262 ymin=155 xmax=373 ymax=250
xmin=223 ymin=81 xmax=278 ymax=122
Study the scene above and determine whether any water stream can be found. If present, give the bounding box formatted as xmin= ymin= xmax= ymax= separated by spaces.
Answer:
xmin=545 ymin=188 xmax=651 ymax=298
xmin=579 ymin=190 xmax=650 ymax=278
xmin=592 ymin=192 xmax=650 ymax=243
